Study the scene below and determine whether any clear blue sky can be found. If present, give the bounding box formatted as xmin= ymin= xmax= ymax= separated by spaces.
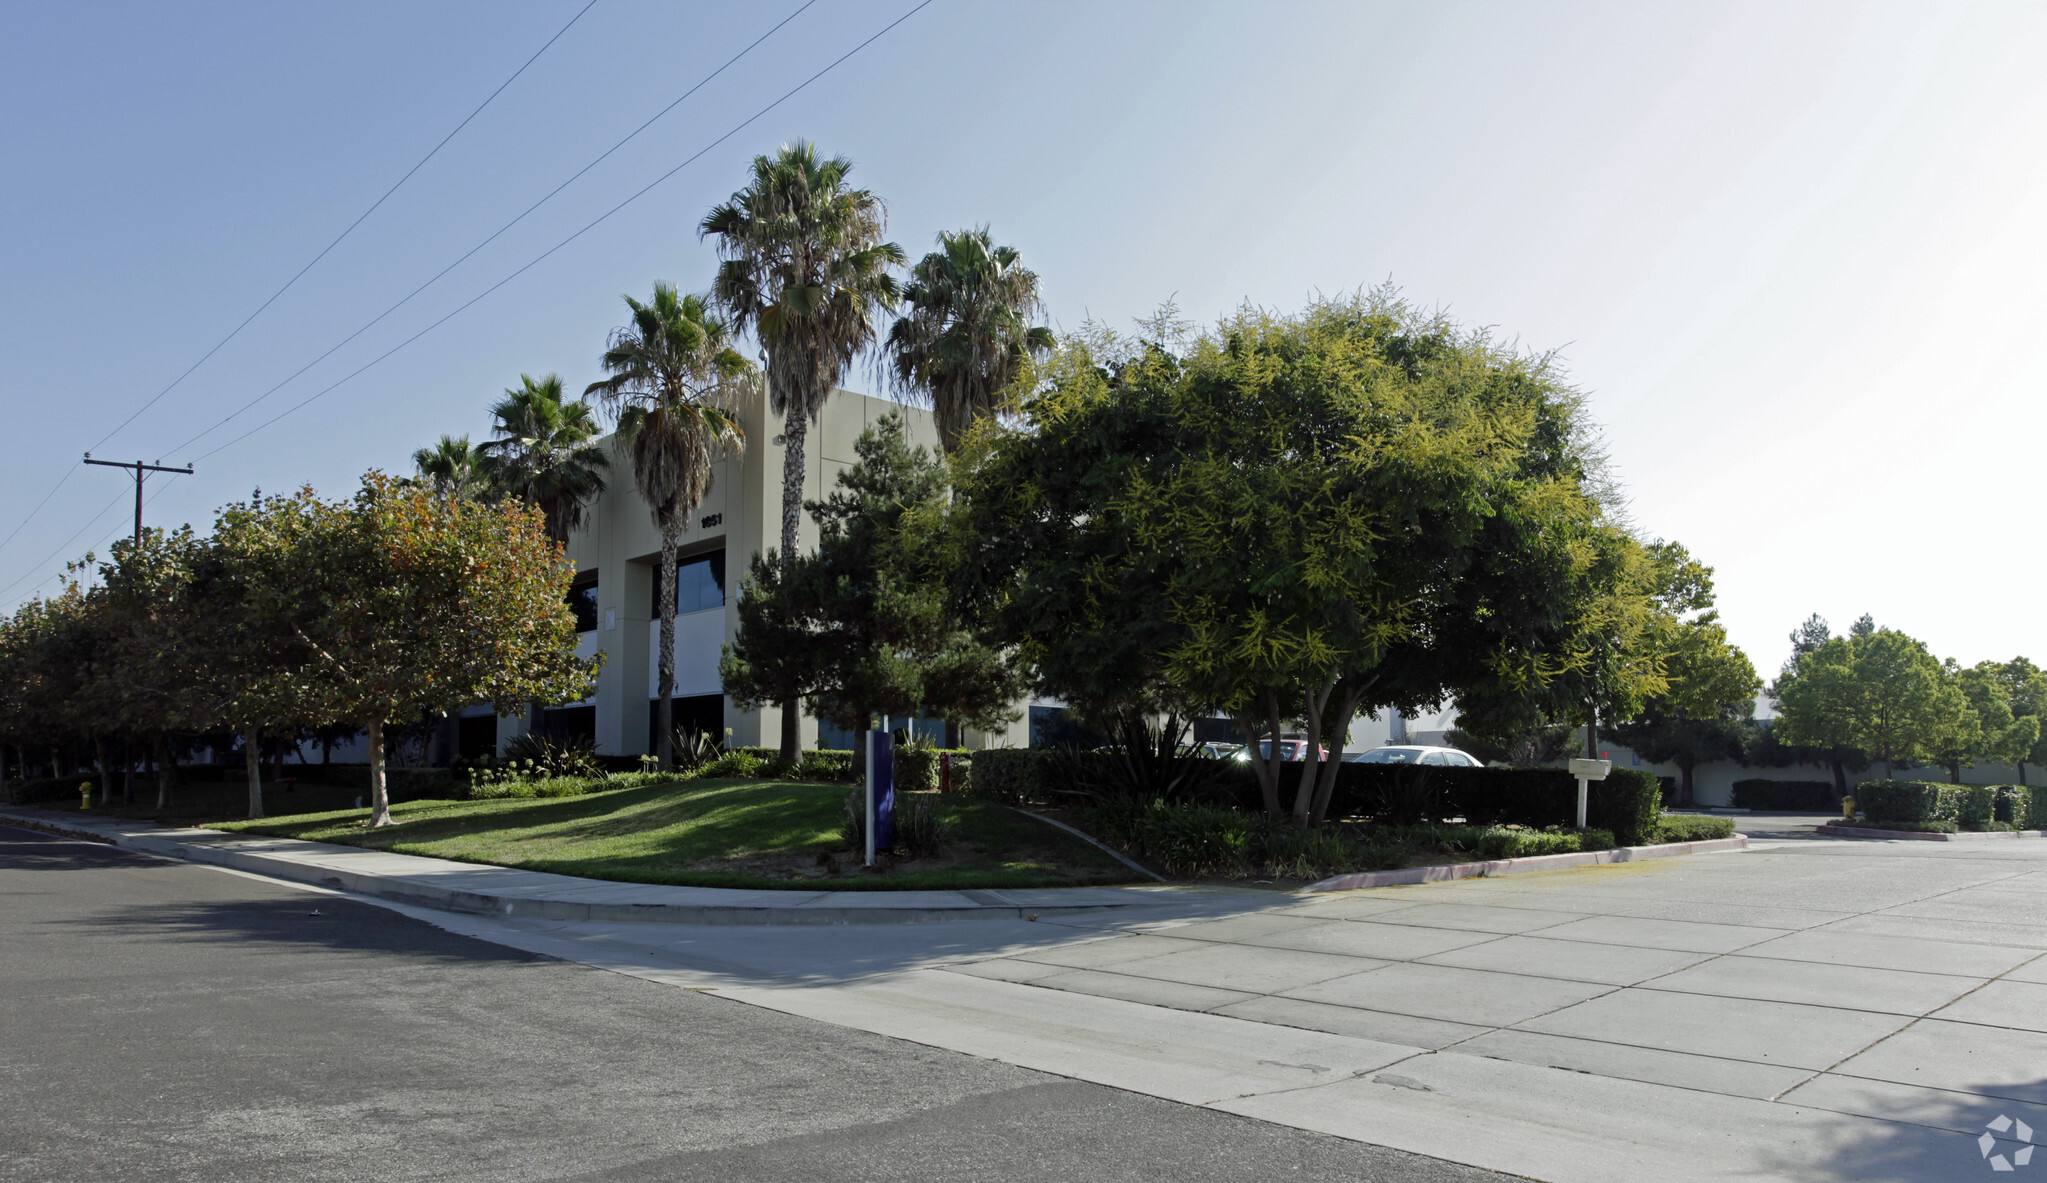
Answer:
xmin=4 ymin=0 xmax=2043 ymax=683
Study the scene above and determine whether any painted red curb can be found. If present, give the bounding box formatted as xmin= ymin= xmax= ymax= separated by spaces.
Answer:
xmin=1816 ymin=825 xmax=2045 ymax=842
xmin=1304 ymin=835 xmax=1750 ymax=892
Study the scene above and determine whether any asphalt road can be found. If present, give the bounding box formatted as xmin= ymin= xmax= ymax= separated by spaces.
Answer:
xmin=0 ymin=825 xmax=1506 ymax=1183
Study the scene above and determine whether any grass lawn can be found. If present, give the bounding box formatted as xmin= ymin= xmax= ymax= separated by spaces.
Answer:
xmin=209 ymin=776 xmax=1140 ymax=891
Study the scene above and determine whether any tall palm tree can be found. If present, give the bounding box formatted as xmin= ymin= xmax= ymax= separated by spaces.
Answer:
xmin=884 ymin=227 xmax=1055 ymax=453
xmin=411 ymin=434 xmax=490 ymax=500
xmin=702 ymin=141 xmax=901 ymax=763
xmin=585 ymin=284 xmax=751 ymax=769
xmin=701 ymin=141 xmax=903 ymax=563
xmin=477 ymin=374 xmax=610 ymax=546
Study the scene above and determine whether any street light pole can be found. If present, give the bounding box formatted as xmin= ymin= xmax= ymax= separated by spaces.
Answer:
xmin=82 ymin=456 xmax=194 ymax=546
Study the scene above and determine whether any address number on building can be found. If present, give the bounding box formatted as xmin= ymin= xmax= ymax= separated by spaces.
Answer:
xmin=700 ymin=513 xmax=722 ymax=529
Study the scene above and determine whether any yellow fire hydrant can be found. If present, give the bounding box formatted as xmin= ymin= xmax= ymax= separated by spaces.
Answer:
xmin=79 ymin=781 xmax=93 ymax=811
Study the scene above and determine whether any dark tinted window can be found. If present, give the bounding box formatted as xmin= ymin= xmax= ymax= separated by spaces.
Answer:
xmin=657 ymin=551 xmax=725 ymax=616
xmin=568 ymin=578 xmax=599 ymax=633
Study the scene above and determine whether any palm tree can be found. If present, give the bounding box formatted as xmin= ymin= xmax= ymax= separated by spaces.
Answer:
xmin=701 ymin=141 xmax=903 ymax=563
xmin=585 ymin=284 xmax=751 ymax=769
xmin=702 ymin=142 xmax=902 ymax=763
xmin=411 ymin=434 xmax=490 ymax=500
xmin=477 ymin=374 xmax=610 ymax=546
xmin=884 ymin=227 xmax=1054 ymax=452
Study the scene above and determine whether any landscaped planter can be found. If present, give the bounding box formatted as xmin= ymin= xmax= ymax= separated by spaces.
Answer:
xmin=1815 ymin=824 xmax=2044 ymax=842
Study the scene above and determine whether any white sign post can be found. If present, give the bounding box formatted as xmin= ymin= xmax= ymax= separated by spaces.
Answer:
xmin=1568 ymin=757 xmax=1611 ymax=830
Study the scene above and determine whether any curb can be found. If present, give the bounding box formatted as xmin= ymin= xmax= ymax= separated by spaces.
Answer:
xmin=1815 ymin=824 xmax=2045 ymax=842
xmin=0 ymin=810 xmax=1206 ymax=927
xmin=1302 ymin=835 xmax=1750 ymax=892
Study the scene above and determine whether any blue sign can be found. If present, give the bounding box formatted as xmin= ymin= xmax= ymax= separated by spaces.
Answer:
xmin=867 ymin=729 xmax=895 ymax=861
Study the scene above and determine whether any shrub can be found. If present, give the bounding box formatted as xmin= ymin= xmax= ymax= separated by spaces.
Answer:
xmin=892 ymin=798 xmax=950 ymax=858
xmin=1731 ymin=779 xmax=1836 ymax=811
xmin=1951 ymin=785 xmax=1997 ymax=830
xmin=469 ymin=774 xmax=603 ymax=800
xmin=1084 ymin=797 xmax=1257 ymax=876
xmin=797 ymin=749 xmax=856 ymax=782
xmin=2022 ymin=786 xmax=2047 ymax=830
xmin=894 ymin=747 xmax=971 ymax=792
xmin=1854 ymin=780 xmax=1945 ymax=823
xmin=1850 ymin=819 xmax=1960 ymax=834
xmin=968 ymin=749 xmax=1050 ymax=804
xmin=696 ymin=750 xmax=764 ymax=779
xmin=501 ymin=732 xmax=600 ymax=780
xmin=1591 ymin=769 xmax=1664 ymax=847
xmin=1475 ymin=827 xmax=1614 ymax=860
xmin=1656 ymin=815 xmax=1737 ymax=842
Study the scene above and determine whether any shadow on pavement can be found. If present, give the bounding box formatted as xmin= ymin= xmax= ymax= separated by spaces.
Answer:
xmin=1756 ymin=1082 xmax=2047 ymax=1182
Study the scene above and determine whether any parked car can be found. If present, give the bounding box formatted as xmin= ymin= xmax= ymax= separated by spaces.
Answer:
xmin=1193 ymin=741 xmax=1243 ymax=760
xmin=1233 ymin=738 xmax=1328 ymax=763
xmin=1345 ymin=744 xmax=1485 ymax=767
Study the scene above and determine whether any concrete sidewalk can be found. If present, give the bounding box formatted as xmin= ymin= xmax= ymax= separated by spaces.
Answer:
xmin=0 ymin=808 xmax=1263 ymax=926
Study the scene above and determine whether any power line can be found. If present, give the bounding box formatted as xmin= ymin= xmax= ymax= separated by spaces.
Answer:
xmin=0 ymin=1 xmax=597 ymax=569
xmin=0 ymin=490 xmax=130 ymax=604
xmin=165 ymin=0 xmax=821 ymax=460
xmin=0 ymin=478 xmax=187 ymax=612
xmin=187 ymin=0 xmax=933 ymax=463
xmin=88 ymin=0 xmax=600 ymax=457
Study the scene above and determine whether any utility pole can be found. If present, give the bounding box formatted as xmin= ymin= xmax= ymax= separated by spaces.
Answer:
xmin=82 ymin=455 xmax=193 ymax=546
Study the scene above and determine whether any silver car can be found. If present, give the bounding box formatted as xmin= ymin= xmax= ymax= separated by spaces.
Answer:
xmin=1345 ymin=744 xmax=1484 ymax=767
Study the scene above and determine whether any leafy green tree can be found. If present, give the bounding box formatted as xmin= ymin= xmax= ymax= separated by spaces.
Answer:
xmin=411 ymin=435 xmax=492 ymax=501
xmin=883 ymin=227 xmax=1054 ymax=453
xmin=92 ymin=527 xmax=208 ymax=807
xmin=284 ymin=475 xmax=598 ymax=825
xmin=701 ymin=140 xmax=904 ymax=564
xmin=725 ymin=415 xmax=1022 ymax=767
xmin=949 ymin=291 xmax=1613 ymax=824
xmin=477 ymin=373 xmax=610 ymax=546
xmin=1609 ymin=608 xmax=1760 ymax=804
xmin=1775 ymin=623 xmax=1962 ymax=779
xmin=1938 ymin=660 xmax=2039 ymax=782
xmin=1985 ymin=657 xmax=2047 ymax=784
xmin=585 ymin=284 xmax=751 ymax=768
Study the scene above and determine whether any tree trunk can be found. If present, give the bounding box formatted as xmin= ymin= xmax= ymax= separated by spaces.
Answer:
xmin=93 ymin=737 xmax=113 ymax=807
xmin=774 ymin=705 xmax=798 ymax=764
xmin=1948 ymin=762 xmax=1962 ymax=784
xmin=1237 ymin=711 xmax=1279 ymax=819
xmin=775 ymin=408 xmax=809 ymax=767
xmin=154 ymin=734 xmax=173 ymax=809
xmin=1678 ymin=760 xmax=1695 ymax=807
xmin=1830 ymin=753 xmax=1848 ymax=798
xmin=1308 ymin=684 xmax=1365 ymax=825
xmin=656 ymin=522 xmax=679 ymax=769
xmin=1585 ymin=707 xmax=1600 ymax=760
xmin=50 ymin=748 xmax=60 ymax=780
xmin=943 ymin=719 xmax=960 ymax=749
xmin=2021 ymin=762 xmax=2030 ymax=787
xmin=243 ymin=726 xmax=264 ymax=820
xmin=367 ymin=718 xmax=391 ymax=827
xmin=1291 ymin=681 xmax=1330 ymax=825
xmin=121 ymin=738 xmax=133 ymax=804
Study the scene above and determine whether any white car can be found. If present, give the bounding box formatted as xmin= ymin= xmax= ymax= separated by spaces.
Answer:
xmin=1345 ymin=744 xmax=1485 ymax=767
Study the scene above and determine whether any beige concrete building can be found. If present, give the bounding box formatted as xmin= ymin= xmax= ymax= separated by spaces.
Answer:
xmin=463 ymin=387 xmax=1035 ymax=759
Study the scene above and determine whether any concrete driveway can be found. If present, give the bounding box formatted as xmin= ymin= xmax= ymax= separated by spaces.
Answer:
xmin=47 ymin=821 xmax=2047 ymax=1182
xmin=399 ymin=830 xmax=2047 ymax=1182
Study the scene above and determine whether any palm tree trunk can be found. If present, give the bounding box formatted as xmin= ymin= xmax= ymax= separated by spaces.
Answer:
xmin=776 ymin=407 xmax=809 ymax=764
xmin=367 ymin=718 xmax=391 ymax=827
xmin=657 ymin=523 xmax=679 ymax=769
xmin=243 ymin=726 xmax=264 ymax=820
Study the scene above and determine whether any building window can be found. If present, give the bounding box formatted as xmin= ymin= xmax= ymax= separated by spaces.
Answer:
xmin=656 ymin=551 xmax=725 ymax=616
xmin=568 ymin=575 xmax=599 ymax=633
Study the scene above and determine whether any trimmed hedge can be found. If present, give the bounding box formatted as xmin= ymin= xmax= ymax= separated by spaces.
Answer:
xmin=1656 ymin=814 xmax=1738 ymax=842
xmin=967 ymin=748 xmax=1049 ymax=804
xmin=1855 ymin=780 xmax=2006 ymax=830
xmin=1731 ymin=779 xmax=1836 ymax=811
xmin=894 ymin=748 xmax=971 ymax=792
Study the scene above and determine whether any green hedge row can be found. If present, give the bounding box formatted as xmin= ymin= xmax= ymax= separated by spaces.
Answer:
xmin=1731 ymin=779 xmax=1836 ymax=811
xmin=960 ymin=751 xmax=1668 ymax=846
xmin=1855 ymin=780 xmax=2016 ymax=829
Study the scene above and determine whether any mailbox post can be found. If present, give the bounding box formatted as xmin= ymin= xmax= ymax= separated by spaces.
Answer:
xmin=1568 ymin=757 xmax=1611 ymax=830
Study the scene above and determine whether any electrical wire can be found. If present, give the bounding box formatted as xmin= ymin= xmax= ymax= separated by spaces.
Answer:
xmin=87 ymin=0 xmax=600 ymax=457
xmin=165 ymin=0 xmax=822 ymax=460
xmin=186 ymin=0 xmax=935 ymax=464
xmin=0 ymin=490 xmax=132 ymax=603
xmin=0 ymin=1 xmax=598 ymax=564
